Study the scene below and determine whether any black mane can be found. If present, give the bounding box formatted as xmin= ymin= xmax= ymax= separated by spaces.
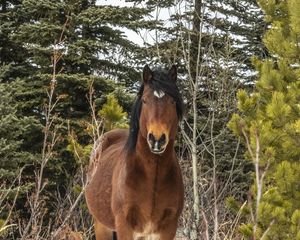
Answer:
xmin=125 ymin=68 xmax=184 ymax=153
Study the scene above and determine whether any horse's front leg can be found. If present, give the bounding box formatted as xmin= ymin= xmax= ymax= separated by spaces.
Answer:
xmin=158 ymin=220 xmax=178 ymax=240
xmin=94 ymin=219 xmax=113 ymax=240
xmin=115 ymin=213 xmax=134 ymax=240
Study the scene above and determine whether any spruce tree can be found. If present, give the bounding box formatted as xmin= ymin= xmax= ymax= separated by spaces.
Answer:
xmin=0 ymin=76 xmax=40 ymax=238
xmin=229 ymin=0 xmax=300 ymax=239
xmin=207 ymin=0 xmax=269 ymax=83
xmin=0 ymin=0 xmax=153 ymax=186
xmin=99 ymin=93 xmax=128 ymax=131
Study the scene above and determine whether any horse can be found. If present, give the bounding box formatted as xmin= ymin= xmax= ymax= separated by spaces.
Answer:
xmin=85 ymin=65 xmax=184 ymax=240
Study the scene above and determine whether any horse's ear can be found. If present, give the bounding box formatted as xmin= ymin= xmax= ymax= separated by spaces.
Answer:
xmin=143 ymin=65 xmax=152 ymax=84
xmin=169 ymin=65 xmax=177 ymax=82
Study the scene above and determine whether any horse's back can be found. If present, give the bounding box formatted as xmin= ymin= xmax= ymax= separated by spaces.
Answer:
xmin=85 ymin=128 xmax=128 ymax=230
xmin=101 ymin=128 xmax=128 ymax=150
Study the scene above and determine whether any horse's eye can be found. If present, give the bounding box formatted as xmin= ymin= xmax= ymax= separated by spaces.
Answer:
xmin=142 ymin=99 xmax=146 ymax=104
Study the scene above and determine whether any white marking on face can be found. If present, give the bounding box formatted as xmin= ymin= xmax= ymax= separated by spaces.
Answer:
xmin=154 ymin=142 xmax=159 ymax=151
xmin=153 ymin=90 xmax=165 ymax=98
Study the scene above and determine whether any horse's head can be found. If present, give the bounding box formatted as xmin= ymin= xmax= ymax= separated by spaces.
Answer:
xmin=138 ymin=65 xmax=183 ymax=154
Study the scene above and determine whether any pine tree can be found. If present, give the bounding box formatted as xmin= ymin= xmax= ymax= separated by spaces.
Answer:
xmin=229 ymin=0 xmax=300 ymax=239
xmin=99 ymin=93 xmax=128 ymax=131
xmin=0 ymin=0 xmax=153 ymax=184
xmin=206 ymin=0 xmax=269 ymax=83
xmin=0 ymin=74 xmax=40 ymax=238
xmin=67 ymin=92 xmax=128 ymax=165
xmin=0 ymin=79 xmax=38 ymax=183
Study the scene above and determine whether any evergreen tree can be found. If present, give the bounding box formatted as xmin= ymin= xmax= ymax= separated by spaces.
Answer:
xmin=229 ymin=0 xmax=300 ymax=238
xmin=0 ymin=73 xmax=40 ymax=238
xmin=99 ymin=93 xmax=128 ymax=131
xmin=206 ymin=0 xmax=269 ymax=83
xmin=0 ymin=79 xmax=38 ymax=185
xmin=67 ymin=92 xmax=128 ymax=165
xmin=0 ymin=0 xmax=153 ymax=183
xmin=141 ymin=0 xmax=267 ymax=83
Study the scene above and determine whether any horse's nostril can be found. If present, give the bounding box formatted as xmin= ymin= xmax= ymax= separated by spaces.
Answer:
xmin=158 ymin=133 xmax=166 ymax=145
xmin=148 ymin=133 xmax=155 ymax=143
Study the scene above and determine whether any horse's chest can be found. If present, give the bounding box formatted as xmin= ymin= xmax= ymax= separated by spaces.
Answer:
xmin=121 ymin=163 xmax=181 ymax=234
xmin=133 ymin=175 xmax=177 ymax=215
xmin=124 ymin=186 xmax=177 ymax=235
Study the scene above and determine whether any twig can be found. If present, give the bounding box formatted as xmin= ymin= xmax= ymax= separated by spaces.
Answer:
xmin=21 ymin=16 xmax=69 ymax=239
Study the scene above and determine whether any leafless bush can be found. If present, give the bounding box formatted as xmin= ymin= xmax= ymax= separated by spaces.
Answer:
xmin=0 ymin=168 xmax=24 ymax=238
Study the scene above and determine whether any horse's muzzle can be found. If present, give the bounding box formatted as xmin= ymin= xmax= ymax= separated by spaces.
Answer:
xmin=147 ymin=132 xmax=167 ymax=154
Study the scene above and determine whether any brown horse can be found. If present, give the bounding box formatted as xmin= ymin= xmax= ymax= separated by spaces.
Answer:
xmin=85 ymin=65 xmax=184 ymax=240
